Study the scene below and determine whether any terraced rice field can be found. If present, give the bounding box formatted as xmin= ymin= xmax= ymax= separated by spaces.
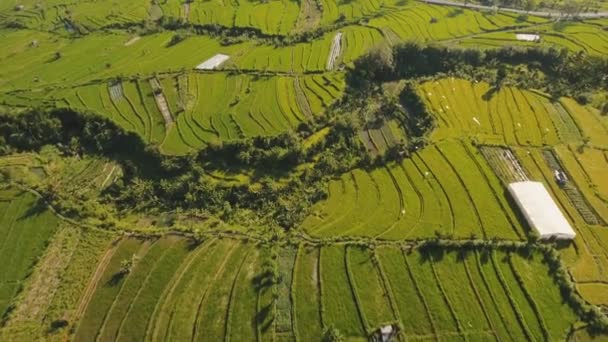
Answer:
xmin=37 ymin=72 xmax=343 ymax=154
xmin=0 ymin=187 xmax=61 ymax=317
xmin=368 ymin=3 xmax=547 ymax=43
xmin=457 ymin=21 xmax=608 ymax=55
xmin=229 ymin=25 xmax=385 ymax=72
xmin=0 ymin=31 xmax=249 ymax=92
xmin=302 ymin=140 xmax=524 ymax=240
xmin=161 ymin=0 xmax=300 ymax=35
xmin=162 ymin=72 xmax=344 ymax=153
xmin=69 ymin=237 xmax=579 ymax=340
xmin=0 ymin=0 xmax=151 ymax=32
xmin=419 ymin=78 xmax=594 ymax=146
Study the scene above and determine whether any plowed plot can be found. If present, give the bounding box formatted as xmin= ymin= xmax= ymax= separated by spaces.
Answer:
xmin=480 ymin=146 xmax=529 ymax=184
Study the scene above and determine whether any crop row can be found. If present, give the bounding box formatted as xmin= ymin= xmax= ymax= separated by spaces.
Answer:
xmin=302 ymin=140 xmax=524 ymax=240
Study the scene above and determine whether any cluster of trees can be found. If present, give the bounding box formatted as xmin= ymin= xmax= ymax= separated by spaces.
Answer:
xmin=0 ymin=108 xmax=365 ymax=229
xmin=157 ymin=14 xmax=367 ymax=47
xmin=348 ymin=42 xmax=608 ymax=105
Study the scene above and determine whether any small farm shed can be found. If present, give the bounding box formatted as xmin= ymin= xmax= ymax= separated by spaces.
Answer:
xmin=515 ymin=34 xmax=540 ymax=42
xmin=508 ymin=181 xmax=576 ymax=240
xmin=195 ymin=54 xmax=230 ymax=70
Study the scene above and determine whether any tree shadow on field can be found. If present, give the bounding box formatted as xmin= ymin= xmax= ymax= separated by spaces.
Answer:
xmin=253 ymin=269 xmax=275 ymax=333
xmin=106 ymin=271 xmax=126 ymax=287
xmin=256 ymin=303 xmax=275 ymax=332
xmin=18 ymin=197 xmax=47 ymax=220
xmin=479 ymin=247 xmax=491 ymax=264
xmin=456 ymin=248 xmax=471 ymax=262
xmin=447 ymin=8 xmax=464 ymax=18
xmin=482 ymin=87 xmax=499 ymax=101
xmin=418 ymin=246 xmax=444 ymax=263
xmin=553 ymin=239 xmax=572 ymax=251
xmin=552 ymin=20 xmax=575 ymax=32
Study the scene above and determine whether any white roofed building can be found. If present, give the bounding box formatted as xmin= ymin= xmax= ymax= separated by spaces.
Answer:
xmin=508 ymin=181 xmax=576 ymax=240
xmin=195 ymin=54 xmax=230 ymax=70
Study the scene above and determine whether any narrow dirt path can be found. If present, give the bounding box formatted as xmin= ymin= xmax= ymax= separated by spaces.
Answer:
xmin=71 ymin=239 xmax=121 ymax=323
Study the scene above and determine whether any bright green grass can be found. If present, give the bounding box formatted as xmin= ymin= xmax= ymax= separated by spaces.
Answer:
xmin=227 ymin=248 xmax=262 ymax=341
xmin=431 ymin=251 xmax=491 ymax=333
xmin=555 ymin=145 xmax=608 ymax=223
xmin=436 ymin=141 xmax=522 ymax=239
xmin=193 ymin=242 xmax=254 ymax=341
xmin=376 ymin=247 xmax=434 ymax=336
xmin=94 ymin=238 xmax=170 ymax=342
xmin=510 ymin=252 xmax=578 ymax=340
xmin=114 ymin=238 xmax=189 ymax=342
xmin=159 ymin=72 xmax=343 ymax=154
xmin=0 ymin=31 xmax=250 ymax=92
xmin=69 ymin=239 xmax=582 ymax=340
xmin=404 ymin=251 xmax=460 ymax=335
xmin=320 ymin=245 xmax=365 ymax=337
xmin=347 ymin=246 xmax=395 ymax=332
xmin=492 ymin=252 xmax=547 ymax=341
xmin=561 ymin=97 xmax=608 ymax=148
xmin=74 ymin=238 xmax=145 ymax=341
xmin=0 ymin=0 xmax=150 ymax=32
xmin=153 ymin=239 xmax=238 ymax=341
xmin=293 ymin=245 xmax=323 ymax=341
xmin=0 ymin=189 xmax=60 ymax=316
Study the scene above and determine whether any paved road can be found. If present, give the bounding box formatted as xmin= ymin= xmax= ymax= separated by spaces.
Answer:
xmin=422 ymin=0 xmax=608 ymax=19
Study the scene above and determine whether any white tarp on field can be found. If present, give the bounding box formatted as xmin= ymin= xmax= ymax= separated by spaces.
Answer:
xmin=515 ymin=34 xmax=540 ymax=42
xmin=508 ymin=181 xmax=576 ymax=240
xmin=195 ymin=54 xmax=230 ymax=70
